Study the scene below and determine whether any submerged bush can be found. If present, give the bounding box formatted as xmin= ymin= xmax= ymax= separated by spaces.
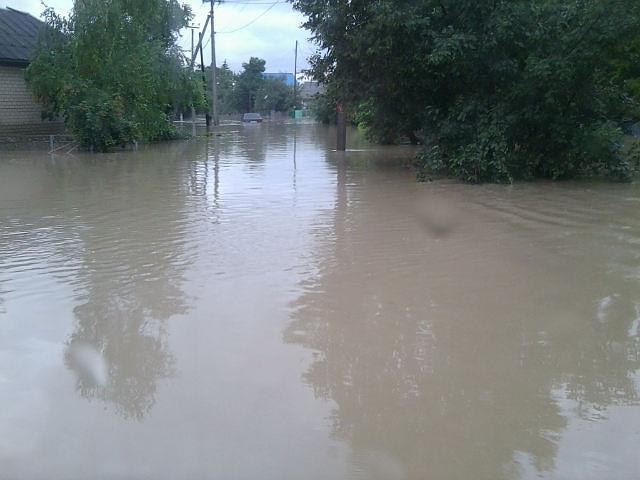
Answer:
xmin=292 ymin=0 xmax=640 ymax=182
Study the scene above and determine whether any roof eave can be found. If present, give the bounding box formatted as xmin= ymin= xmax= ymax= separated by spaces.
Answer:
xmin=0 ymin=58 xmax=30 ymax=67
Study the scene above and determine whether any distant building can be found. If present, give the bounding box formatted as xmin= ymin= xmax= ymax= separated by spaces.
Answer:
xmin=299 ymin=81 xmax=323 ymax=100
xmin=0 ymin=7 xmax=63 ymax=137
xmin=262 ymin=72 xmax=295 ymax=87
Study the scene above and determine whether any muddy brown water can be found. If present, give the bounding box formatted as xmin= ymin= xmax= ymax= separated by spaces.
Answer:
xmin=1 ymin=123 xmax=639 ymax=480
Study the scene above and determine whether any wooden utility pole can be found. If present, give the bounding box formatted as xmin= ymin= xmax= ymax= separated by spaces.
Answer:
xmin=188 ymin=17 xmax=212 ymax=130
xmin=189 ymin=15 xmax=210 ymax=68
xmin=187 ymin=24 xmax=199 ymax=134
xmin=336 ymin=103 xmax=346 ymax=151
xmin=210 ymin=0 xmax=219 ymax=126
xmin=293 ymin=40 xmax=298 ymax=109
xmin=189 ymin=27 xmax=195 ymax=58
xmin=199 ymin=32 xmax=211 ymax=127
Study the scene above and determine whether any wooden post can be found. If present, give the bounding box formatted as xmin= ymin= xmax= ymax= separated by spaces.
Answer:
xmin=191 ymin=105 xmax=196 ymax=137
xmin=293 ymin=40 xmax=298 ymax=109
xmin=336 ymin=104 xmax=346 ymax=151
xmin=210 ymin=0 xmax=219 ymax=126
xmin=199 ymin=32 xmax=211 ymax=129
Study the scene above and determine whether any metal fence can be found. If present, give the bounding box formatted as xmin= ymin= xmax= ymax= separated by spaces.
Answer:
xmin=0 ymin=133 xmax=75 ymax=152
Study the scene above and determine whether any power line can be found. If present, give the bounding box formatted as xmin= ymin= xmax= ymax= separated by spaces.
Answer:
xmin=221 ymin=1 xmax=284 ymax=4
xmin=216 ymin=1 xmax=282 ymax=34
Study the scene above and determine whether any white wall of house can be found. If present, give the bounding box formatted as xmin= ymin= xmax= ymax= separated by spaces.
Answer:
xmin=0 ymin=64 xmax=63 ymax=137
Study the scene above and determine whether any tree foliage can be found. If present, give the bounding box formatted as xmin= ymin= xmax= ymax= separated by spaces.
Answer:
xmin=255 ymin=78 xmax=294 ymax=113
xmin=216 ymin=61 xmax=237 ymax=114
xmin=200 ymin=57 xmax=295 ymax=114
xmin=26 ymin=0 xmax=201 ymax=151
xmin=292 ymin=0 xmax=640 ymax=182
xmin=233 ymin=57 xmax=266 ymax=113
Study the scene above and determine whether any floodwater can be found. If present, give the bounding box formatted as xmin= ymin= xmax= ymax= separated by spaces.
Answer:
xmin=1 ymin=123 xmax=639 ymax=480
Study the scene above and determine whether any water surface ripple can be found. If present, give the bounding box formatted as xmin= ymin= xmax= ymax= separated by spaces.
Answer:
xmin=1 ymin=124 xmax=639 ymax=480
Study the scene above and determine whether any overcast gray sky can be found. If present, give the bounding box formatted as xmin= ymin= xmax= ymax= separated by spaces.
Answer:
xmin=0 ymin=0 xmax=314 ymax=73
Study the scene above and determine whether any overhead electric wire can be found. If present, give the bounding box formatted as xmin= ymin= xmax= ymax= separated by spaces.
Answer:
xmin=220 ymin=1 xmax=284 ymax=4
xmin=216 ymin=1 xmax=282 ymax=34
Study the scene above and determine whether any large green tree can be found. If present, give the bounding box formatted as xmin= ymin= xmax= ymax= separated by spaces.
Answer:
xmin=26 ymin=0 xmax=202 ymax=151
xmin=255 ymin=78 xmax=294 ymax=113
xmin=292 ymin=0 xmax=640 ymax=182
xmin=202 ymin=61 xmax=238 ymax=115
xmin=234 ymin=57 xmax=266 ymax=113
xmin=216 ymin=61 xmax=237 ymax=115
xmin=200 ymin=57 xmax=295 ymax=115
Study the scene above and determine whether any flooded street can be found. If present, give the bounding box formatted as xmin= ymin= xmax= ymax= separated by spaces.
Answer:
xmin=1 ymin=123 xmax=639 ymax=480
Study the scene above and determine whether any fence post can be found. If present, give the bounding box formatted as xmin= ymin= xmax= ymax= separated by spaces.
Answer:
xmin=336 ymin=104 xmax=346 ymax=151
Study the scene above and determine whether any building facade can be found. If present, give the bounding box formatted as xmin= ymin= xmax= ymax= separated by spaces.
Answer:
xmin=299 ymin=81 xmax=323 ymax=100
xmin=262 ymin=72 xmax=295 ymax=87
xmin=0 ymin=7 xmax=63 ymax=138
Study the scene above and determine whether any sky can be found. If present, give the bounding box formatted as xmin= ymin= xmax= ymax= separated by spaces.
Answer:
xmin=0 ymin=0 xmax=315 ymax=73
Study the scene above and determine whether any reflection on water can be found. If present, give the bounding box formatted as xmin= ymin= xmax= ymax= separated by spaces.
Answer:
xmin=286 ymin=167 xmax=640 ymax=479
xmin=1 ymin=142 xmax=199 ymax=419
xmin=63 ymin=205 xmax=188 ymax=420
xmin=62 ymin=158 xmax=193 ymax=419
xmin=1 ymin=124 xmax=639 ymax=479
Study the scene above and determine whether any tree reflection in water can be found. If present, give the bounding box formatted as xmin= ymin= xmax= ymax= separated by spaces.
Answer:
xmin=285 ymin=157 xmax=640 ymax=479
xmin=60 ymin=141 xmax=206 ymax=420
xmin=65 ymin=299 xmax=178 ymax=421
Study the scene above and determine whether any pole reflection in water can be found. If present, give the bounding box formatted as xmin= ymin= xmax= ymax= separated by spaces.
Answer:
xmin=0 ymin=124 xmax=639 ymax=479
xmin=285 ymin=150 xmax=640 ymax=479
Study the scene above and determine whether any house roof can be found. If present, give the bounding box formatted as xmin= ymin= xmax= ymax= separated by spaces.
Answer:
xmin=0 ymin=7 xmax=43 ymax=66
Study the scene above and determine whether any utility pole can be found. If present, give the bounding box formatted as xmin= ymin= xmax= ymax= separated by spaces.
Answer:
xmin=210 ymin=0 xmax=219 ymax=126
xmin=199 ymin=32 xmax=211 ymax=127
xmin=188 ymin=26 xmax=195 ymax=59
xmin=293 ymin=40 xmax=298 ymax=110
xmin=336 ymin=103 xmax=346 ymax=151
xmin=187 ymin=24 xmax=199 ymax=134
xmin=189 ymin=15 xmax=210 ymax=68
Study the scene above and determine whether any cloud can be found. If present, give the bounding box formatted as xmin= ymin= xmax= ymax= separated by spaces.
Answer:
xmin=0 ymin=0 xmax=71 ymax=16
xmin=185 ymin=1 xmax=314 ymax=72
xmin=1 ymin=0 xmax=315 ymax=73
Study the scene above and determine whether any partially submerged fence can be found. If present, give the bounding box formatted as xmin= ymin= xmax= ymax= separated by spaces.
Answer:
xmin=0 ymin=133 xmax=76 ymax=153
xmin=47 ymin=134 xmax=77 ymax=154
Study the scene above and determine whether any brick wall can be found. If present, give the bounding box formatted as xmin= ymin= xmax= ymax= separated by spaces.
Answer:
xmin=0 ymin=64 xmax=64 ymax=137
